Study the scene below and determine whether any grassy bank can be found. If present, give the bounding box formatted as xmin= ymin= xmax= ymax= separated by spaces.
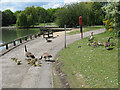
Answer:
xmin=68 ymin=25 xmax=105 ymax=35
xmin=53 ymin=31 xmax=118 ymax=88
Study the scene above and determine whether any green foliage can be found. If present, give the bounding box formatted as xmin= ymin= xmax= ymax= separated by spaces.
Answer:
xmin=2 ymin=9 xmax=16 ymax=26
xmin=2 ymin=6 xmax=60 ymax=27
xmin=16 ymin=6 xmax=60 ymax=27
xmin=55 ymin=2 xmax=105 ymax=27
xmin=14 ymin=11 xmax=22 ymax=18
xmin=102 ymin=1 xmax=120 ymax=35
xmin=16 ymin=12 xmax=27 ymax=27
xmin=47 ymin=8 xmax=59 ymax=22
xmin=24 ymin=6 xmax=38 ymax=26
xmin=16 ymin=6 xmax=38 ymax=27
xmin=36 ymin=7 xmax=60 ymax=23
xmin=36 ymin=6 xmax=48 ymax=23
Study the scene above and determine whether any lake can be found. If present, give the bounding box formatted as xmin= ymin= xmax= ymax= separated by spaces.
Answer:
xmin=0 ymin=28 xmax=40 ymax=50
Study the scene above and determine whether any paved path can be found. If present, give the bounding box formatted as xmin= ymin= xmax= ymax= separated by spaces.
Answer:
xmin=0 ymin=29 xmax=105 ymax=88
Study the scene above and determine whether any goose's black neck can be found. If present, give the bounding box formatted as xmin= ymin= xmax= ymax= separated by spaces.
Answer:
xmin=25 ymin=45 xmax=27 ymax=52
xmin=108 ymin=38 xmax=111 ymax=42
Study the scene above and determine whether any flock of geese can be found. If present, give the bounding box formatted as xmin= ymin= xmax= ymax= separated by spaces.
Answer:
xmin=25 ymin=45 xmax=52 ymax=61
xmin=11 ymin=34 xmax=58 ymax=66
xmin=11 ymin=45 xmax=53 ymax=66
xmin=88 ymin=32 xmax=115 ymax=49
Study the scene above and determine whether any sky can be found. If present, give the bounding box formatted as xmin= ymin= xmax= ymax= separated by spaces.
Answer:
xmin=0 ymin=0 xmax=89 ymax=12
xmin=0 ymin=0 xmax=119 ymax=12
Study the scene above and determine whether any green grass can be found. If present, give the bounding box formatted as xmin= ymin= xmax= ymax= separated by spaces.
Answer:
xmin=68 ymin=25 xmax=105 ymax=35
xmin=54 ymin=31 xmax=118 ymax=88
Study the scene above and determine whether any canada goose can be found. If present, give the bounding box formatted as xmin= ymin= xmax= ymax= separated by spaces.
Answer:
xmin=11 ymin=58 xmax=17 ymax=61
xmin=104 ymin=37 xmax=112 ymax=48
xmin=88 ymin=32 xmax=94 ymax=41
xmin=108 ymin=37 xmax=113 ymax=42
xmin=104 ymin=42 xmax=110 ymax=48
xmin=91 ymin=32 xmax=93 ymax=36
xmin=11 ymin=58 xmax=18 ymax=62
xmin=35 ymin=61 xmax=42 ymax=67
xmin=87 ymin=43 xmax=91 ymax=46
xmin=93 ymin=41 xmax=97 ymax=47
xmin=17 ymin=60 xmax=21 ymax=65
xmin=97 ymin=40 xmax=103 ymax=46
xmin=25 ymin=45 xmax=35 ymax=59
xmin=39 ymin=56 xmax=43 ymax=60
xmin=42 ymin=52 xmax=52 ymax=60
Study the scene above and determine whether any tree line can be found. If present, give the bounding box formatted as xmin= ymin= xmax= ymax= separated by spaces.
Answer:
xmin=55 ymin=2 xmax=106 ymax=27
xmin=1 ymin=2 xmax=119 ymax=28
xmin=1 ymin=6 xmax=59 ymax=27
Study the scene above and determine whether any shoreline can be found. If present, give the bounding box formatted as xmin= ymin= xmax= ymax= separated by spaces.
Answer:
xmin=1 ymin=26 xmax=17 ymax=29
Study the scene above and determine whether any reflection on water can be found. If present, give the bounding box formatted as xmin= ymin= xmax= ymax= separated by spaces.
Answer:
xmin=0 ymin=28 xmax=40 ymax=50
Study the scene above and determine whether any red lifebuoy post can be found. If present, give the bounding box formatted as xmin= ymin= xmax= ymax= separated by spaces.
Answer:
xmin=79 ymin=16 xmax=83 ymax=39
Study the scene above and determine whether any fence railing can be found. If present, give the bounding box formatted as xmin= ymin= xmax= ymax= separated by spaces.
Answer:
xmin=0 ymin=28 xmax=54 ymax=50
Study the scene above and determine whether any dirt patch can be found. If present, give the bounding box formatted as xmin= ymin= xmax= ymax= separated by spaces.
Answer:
xmin=53 ymin=55 xmax=70 ymax=88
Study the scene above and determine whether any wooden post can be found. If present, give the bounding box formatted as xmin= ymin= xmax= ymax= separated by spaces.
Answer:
xmin=34 ymin=34 xmax=37 ymax=38
xmin=20 ymin=39 xmax=22 ymax=43
xmin=64 ymin=25 xmax=66 ymax=48
xmin=52 ymin=30 xmax=53 ymax=37
xmin=43 ymin=34 xmax=45 ymax=38
xmin=6 ymin=44 xmax=8 ymax=49
xmin=25 ymin=37 xmax=27 ymax=41
xmin=13 ymin=41 xmax=16 ymax=46
xmin=30 ymin=35 xmax=32 ymax=40
xmin=48 ymin=31 xmax=49 ymax=38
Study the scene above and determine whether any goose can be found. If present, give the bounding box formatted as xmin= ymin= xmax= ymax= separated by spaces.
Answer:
xmin=25 ymin=45 xmax=35 ymax=59
xmin=104 ymin=37 xmax=112 ymax=48
xmin=92 ymin=41 xmax=97 ymax=47
xmin=88 ymin=32 xmax=94 ymax=41
xmin=17 ymin=60 xmax=21 ymax=65
xmin=104 ymin=42 xmax=110 ymax=48
xmin=87 ymin=43 xmax=91 ymax=46
xmin=41 ymin=52 xmax=52 ymax=61
xmin=97 ymin=40 xmax=102 ymax=46
xmin=39 ymin=56 xmax=43 ymax=60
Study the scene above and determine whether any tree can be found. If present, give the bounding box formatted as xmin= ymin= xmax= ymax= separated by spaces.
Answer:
xmin=55 ymin=2 xmax=105 ymax=28
xmin=24 ymin=6 xmax=38 ymax=26
xmin=47 ymin=8 xmax=59 ymax=22
xmin=2 ymin=9 xmax=16 ymax=26
xmin=14 ymin=11 xmax=22 ymax=18
xmin=16 ymin=6 xmax=38 ymax=27
xmin=92 ymin=2 xmax=106 ymax=25
xmin=36 ymin=6 xmax=48 ymax=23
xmin=16 ymin=12 xmax=27 ymax=27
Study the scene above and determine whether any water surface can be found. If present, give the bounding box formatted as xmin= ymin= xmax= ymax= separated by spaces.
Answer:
xmin=1 ymin=28 xmax=40 ymax=50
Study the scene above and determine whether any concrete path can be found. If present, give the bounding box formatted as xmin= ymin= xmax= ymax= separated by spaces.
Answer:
xmin=0 ymin=29 xmax=105 ymax=88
